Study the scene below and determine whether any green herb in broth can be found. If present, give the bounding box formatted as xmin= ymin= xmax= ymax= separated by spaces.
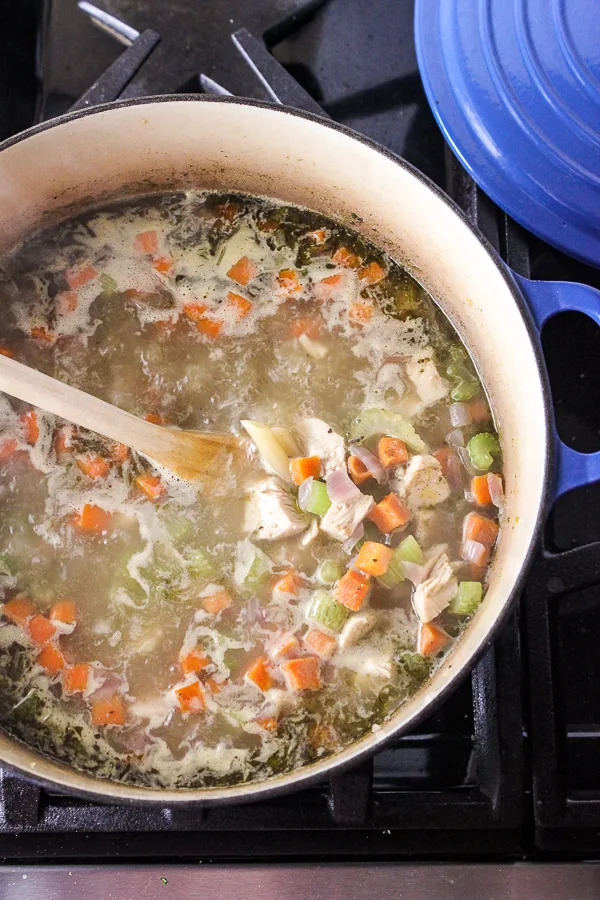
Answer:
xmin=0 ymin=191 xmax=503 ymax=790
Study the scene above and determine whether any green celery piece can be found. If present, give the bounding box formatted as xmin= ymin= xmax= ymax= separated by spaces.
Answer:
xmin=234 ymin=540 xmax=271 ymax=590
xmin=467 ymin=432 xmax=500 ymax=471
xmin=316 ymin=560 xmax=344 ymax=585
xmin=162 ymin=514 xmax=195 ymax=546
xmin=450 ymin=581 xmax=483 ymax=616
xmin=99 ymin=273 xmax=117 ymax=294
xmin=303 ymin=480 xmax=331 ymax=517
xmin=0 ymin=552 xmax=16 ymax=577
xmin=308 ymin=590 xmax=349 ymax=632
xmin=348 ymin=408 xmax=426 ymax=453
xmin=447 ymin=362 xmax=480 ymax=401
xmin=185 ymin=548 xmax=217 ymax=579
xmin=378 ymin=535 xmax=423 ymax=587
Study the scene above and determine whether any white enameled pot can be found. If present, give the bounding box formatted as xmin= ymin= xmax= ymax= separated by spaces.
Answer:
xmin=0 ymin=97 xmax=598 ymax=805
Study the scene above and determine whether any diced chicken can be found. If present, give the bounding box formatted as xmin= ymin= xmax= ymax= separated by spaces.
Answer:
xmin=406 ymin=351 xmax=449 ymax=406
xmin=295 ymin=417 xmax=345 ymax=475
xmin=338 ymin=611 xmax=377 ymax=649
xmin=360 ymin=654 xmax=394 ymax=680
xmin=412 ymin=552 xmax=458 ymax=623
xmin=262 ymin=687 xmax=298 ymax=718
xmin=298 ymin=334 xmax=328 ymax=359
xmin=319 ymin=493 xmax=375 ymax=542
xmin=415 ymin=509 xmax=437 ymax=545
xmin=402 ymin=455 xmax=450 ymax=508
xmin=301 ymin=516 xmax=319 ymax=546
xmin=244 ymin=478 xmax=309 ymax=541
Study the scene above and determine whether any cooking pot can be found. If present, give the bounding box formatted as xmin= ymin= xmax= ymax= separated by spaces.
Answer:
xmin=0 ymin=96 xmax=598 ymax=805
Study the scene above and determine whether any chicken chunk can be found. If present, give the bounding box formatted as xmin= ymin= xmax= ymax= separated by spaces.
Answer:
xmin=412 ymin=552 xmax=458 ymax=623
xmin=406 ymin=351 xmax=449 ymax=406
xmin=338 ymin=611 xmax=377 ymax=649
xmin=361 ymin=654 xmax=394 ymax=680
xmin=244 ymin=478 xmax=309 ymax=541
xmin=319 ymin=492 xmax=375 ymax=542
xmin=295 ymin=417 xmax=345 ymax=475
xmin=402 ymin=455 xmax=450 ymax=508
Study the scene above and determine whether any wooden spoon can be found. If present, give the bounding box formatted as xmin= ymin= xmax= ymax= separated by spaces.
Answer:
xmin=0 ymin=354 xmax=241 ymax=480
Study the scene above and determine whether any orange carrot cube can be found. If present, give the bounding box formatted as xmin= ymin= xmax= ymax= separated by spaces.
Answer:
xmin=62 ymin=664 xmax=90 ymax=693
xmin=91 ymin=695 xmax=126 ymax=725
xmin=183 ymin=302 xmax=208 ymax=323
xmin=288 ymin=317 xmax=321 ymax=339
xmin=256 ymin=716 xmax=278 ymax=731
xmin=377 ymin=436 xmax=408 ymax=468
xmin=368 ymin=493 xmax=411 ymax=534
xmin=0 ymin=438 xmax=18 ymax=460
xmin=358 ymin=261 xmax=386 ymax=285
xmin=2 ymin=596 xmax=35 ymax=626
xmin=196 ymin=317 xmax=223 ymax=338
xmin=463 ymin=512 xmax=499 ymax=548
xmin=65 ymin=265 xmax=97 ymax=290
xmin=274 ymin=571 xmax=304 ymax=596
xmin=334 ymin=569 xmax=371 ymax=611
xmin=332 ymin=247 xmax=360 ymax=268
xmin=472 ymin=475 xmax=492 ymax=506
xmin=134 ymin=230 xmax=159 ymax=255
xmin=180 ymin=649 xmax=210 ymax=675
xmin=76 ymin=455 xmax=110 ymax=479
xmin=246 ymin=656 xmax=274 ymax=692
xmin=54 ymin=426 xmax=74 ymax=456
xmin=277 ymin=268 xmax=302 ymax=294
xmin=349 ymin=303 xmax=374 ymax=326
xmin=28 ymin=614 xmax=57 ymax=646
xmin=135 ymin=473 xmax=166 ymax=502
xmin=354 ymin=541 xmax=394 ymax=577
xmin=347 ymin=455 xmax=372 ymax=485
xmin=281 ymin=656 xmax=321 ymax=691
xmin=226 ymin=256 xmax=257 ymax=286
xmin=31 ymin=326 xmax=55 ymax=343
xmin=227 ymin=291 xmax=253 ymax=319
xmin=289 ymin=456 xmax=321 ymax=485
xmin=152 ymin=256 xmax=174 ymax=275
xmin=20 ymin=410 xmax=39 ymax=445
xmin=73 ymin=504 xmax=111 ymax=534
xmin=175 ymin=680 xmax=205 ymax=714
xmin=201 ymin=590 xmax=232 ymax=614
xmin=37 ymin=643 xmax=66 ymax=674
xmin=271 ymin=633 xmax=300 ymax=660
xmin=418 ymin=622 xmax=451 ymax=657
xmin=50 ymin=600 xmax=78 ymax=625
xmin=111 ymin=442 xmax=130 ymax=463
xmin=57 ymin=291 xmax=78 ymax=314
xmin=0 ymin=345 xmax=14 ymax=358
xmin=304 ymin=628 xmax=337 ymax=659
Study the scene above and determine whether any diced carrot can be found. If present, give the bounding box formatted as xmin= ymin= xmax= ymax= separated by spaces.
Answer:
xmin=377 ymin=436 xmax=408 ymax=468
xmin=347 ymin=455 xmax=372 ymax=485
xmin=135 ymin=473 xmax=166 ymax=502
xmin=201 ymin=590 xmax=232 ymax=614
xmin=134 ymin=230 xmax=159 ymax=255
xmin=418 ymin=622 xmax=451 ymax=657
xmin=358 ymin=261 xmax=386 ymax=285
xmin=274 ymin=571 xmax=304 ymax=596
xmin=54 ymin=426 xmax=74 ymax=456
xmin=37 ymin=643 xmax=66 ymax=674
xmin=464 ymin=512 xmax=499 ymax=548
xmin=349 ymin=303 xmax=374 ymax=326
xmin=272 ymin=633 xmax=300 ymax=660
xmin=257 ymin=715 xmax=278 ymax=731
xmin=152 ymin=256 xmax=174 ymax=275
xmin=472 ymin=474 xmax=492 ymax=506
xmin=183 ymin=302 xmax=207 ymax=323
xmin=308 ymin=722 xmax=338 ymax=750
xmin=433 ymin=446 xmax=453 ymax=476
xmin=111 ymin=442 xmax=130 ymax=463
xmin=332 ymin=247 xmax=360 ymax=268
xmin=180 ymin=649 xmax=210 ymax=675
xmin=20 ymin=410 xmax=39 ymax=445
xmin=288 ymin=317 xmax=321 ymax=339
xmin=65 ymin=265 xmax=97 ymax=290
xmin=91 ymin=695 xmax=126 ymax=725
xmin=246 ymin=656 xmax=274 ymax=692
xmin=31 ymin=326 xmax=54 ymax=343
xmin=145 ymin=413 xmax=166 ymax=425
xmin=76 ymin=455 xmax=110 ymax=479
xmin=277 ymin=268 xmax=302 ymax=294
xmin=0 ymin=438 xmax=18 ymax=460
xmin=28 ymin=614 xmax=57 ymax=646
xmin=62 ymin=663 xmax=90 ymax=693
xmin=319 ymin=273 xmax=343 ymax=287
xmin=289 ymin=456 xmax=321 ymax=485
xmin=0 ymin=345 xmax=14 ymax=358
xmin=57 ymin=291 xmax=78 ymax=314
xmin=368 ymin=493 xmax=411 ymax=533
xmin=304 ymin=628 xmax=337 ymax=659
xmin=466 ymin=563 xmax=486 ymax=581
xmin=73 ymin=504 xmax=112 ymax=534
xmin=175 ymin=680 xmax=205 ymax=714
xmin=2 ymin=596 xmax=35 ymax=626
xmin=281 ymin=656 xmax=321 ymax=691
xmin=227 ymin=291 xmax=253 ymax=320
xmin=469 ymin=397 xmax=491 ymax=423
xmin=196 ymin=317 xmax=223 ymax=338
xmin=227 ymin=256 xmax=257 ymax=286
xmin=214 ymin=201 xmax=240 ymax=222
xmin=205 ymin=677 xmax=223 ymax=694
xmin=257 ymin=217 xmax=279 ymax=232
xmin=354 ymin=541 xmax=394 ymax=577
xmin=334 ymin=569 xmax=371 ymax=611
xmin=50 ymin=600 xmax=78 ymax=625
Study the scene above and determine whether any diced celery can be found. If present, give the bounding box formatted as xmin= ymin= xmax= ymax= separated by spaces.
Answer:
xmin=162 ymin=513 xmax=195 ymax=545
xmin=316 ymin=560 xmax=344 ymax=585
xmin=450 ymin=581 xmax=483 ymax=616
xmin=377 ymin=535 xmax=423 ymax=587
xmin=234 ymin=540 xmax=272 ymax=590
xmin=99 ymin=273 xmax=117 ymax=294
xmin=301 ymin=480 xmax=332 ymax=517
xmin=0 ymin=552 xmax=16 ymax=577
xmin=348 ymin=408 xmax=426 ymax=453
xmin=447 ymin=362 xmax=480 ymax=402
xmin=185 ymin=548 xmax=217 ymax=579
xmin=308 ymin=590 xmax=349 ymax=632
xmin=467 ymin=432 xmax=500 ymax=471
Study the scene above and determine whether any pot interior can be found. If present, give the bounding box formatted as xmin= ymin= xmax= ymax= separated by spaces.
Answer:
xmin=0 ymin=98 xmax=548 ymax=803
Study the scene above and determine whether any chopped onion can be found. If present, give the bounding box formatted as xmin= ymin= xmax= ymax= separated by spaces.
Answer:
xmin=271 ymin=426 xmax=299 ymax=457
xmin=461 ymin=539 xmax=486 ymax=565
xmin=342 ymin=522 xmax=364 ymax=554
xmin=446 ymin=453 xmax=464 ymax=493
xmin=246 ymin=595 xmax=260 ymax=623
xmin=458 ymin=446 xmax=478 ymax=475
xmin=446 ymin=428 xmax=465 ymax=448
xmin=298 ymin=476 xmax=314 ymax=510
xmin=402 ymin=560 xmax=428 ymax=585
xmin=488 ymin=473 xmax=504 ymax=509
xmin=240 ymin=419 xmax=292 ymax=482
xmin=349 ymin=444 xmax=387 ymax=483
xmin=326 ymin=467 xmax=361 ymax=503
xmin=450 ymin=402 xmax=472 ymax=427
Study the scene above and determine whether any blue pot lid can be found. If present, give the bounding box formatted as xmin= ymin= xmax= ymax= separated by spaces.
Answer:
xmin=414 ymin=0 xmax=600 ymax=268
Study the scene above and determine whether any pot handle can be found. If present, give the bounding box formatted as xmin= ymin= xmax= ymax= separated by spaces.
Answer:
xmin=514 ymin=274 xmax=600 ymax=498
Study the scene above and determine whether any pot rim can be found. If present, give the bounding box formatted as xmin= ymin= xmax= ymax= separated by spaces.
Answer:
xmin=0 ymin=94 xmax=553 ymax=806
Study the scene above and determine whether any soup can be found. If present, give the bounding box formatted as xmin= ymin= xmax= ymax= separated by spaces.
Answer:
xmin=0 ymin=193 xmax=503 ymax=789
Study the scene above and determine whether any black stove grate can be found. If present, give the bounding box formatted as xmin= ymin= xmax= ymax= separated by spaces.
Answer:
xmin=0 ymin=0 xmax=598 ymax=862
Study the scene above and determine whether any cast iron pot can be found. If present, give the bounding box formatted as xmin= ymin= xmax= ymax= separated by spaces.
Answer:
xmin=0 ymin=97 xmax=598 ymax=804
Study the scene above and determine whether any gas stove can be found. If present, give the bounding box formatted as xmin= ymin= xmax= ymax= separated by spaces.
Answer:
xmin=1 ymin=0 xmax=600 ymax=884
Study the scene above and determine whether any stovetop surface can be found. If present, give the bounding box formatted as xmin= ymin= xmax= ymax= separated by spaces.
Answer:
xmin=0 ymin=0 xmax=599 ymax=864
